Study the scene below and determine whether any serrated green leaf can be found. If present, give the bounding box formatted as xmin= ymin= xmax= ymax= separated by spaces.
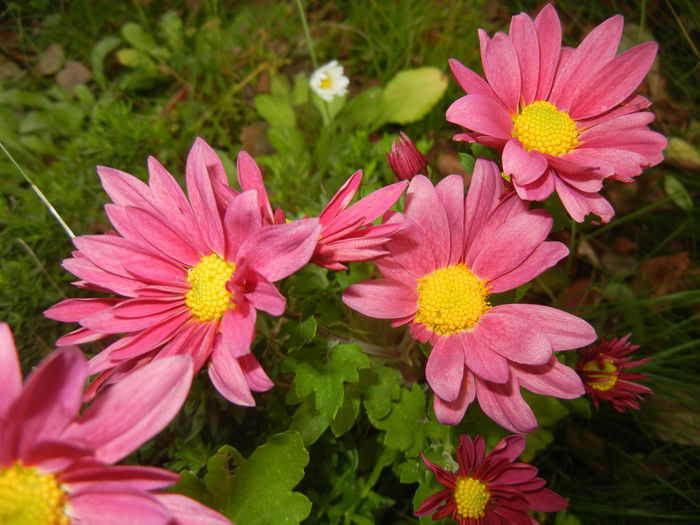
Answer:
xmin=360 ymin=365 xmax=402 ymax=419
xmin=331 ymin=383 xmax=361 ymax=436
xmin=664 ymin=174 xmax=694 ymax=210
xmin=368 ymin=384 xmax=426 ymax=455
xmin=254 ymin=94 xmax=296 ymax=128
xmin=286 ymin=343 xmax=370 ymax=419
xmin=205 ymin=432 xmax=312 ymax=525
xmin=379 ymin=67 xmax=447 ymax=125
xmin=290 ymin=396 xmax=331 ymax=446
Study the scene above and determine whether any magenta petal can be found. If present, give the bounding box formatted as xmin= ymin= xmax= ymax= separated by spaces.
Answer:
xmin=554 ymin=177 xmax=614 ymax=223
xmin=476 ymin=376 xmax=537 ymax=434
xmin=435 ymin=175 xmax=466 ymax=265
xmin=530 ymin=488 xmax=569 ymax=512
xmin=209 ymin=341 xmax=256 ymax=406
xmin=223 ymin=190 xmax=263 ymax=262
xmin=45 ymin=297 xmax=120 ymax=323
xmin=461 ymin=332 xmax=510 ymax=384
xmin=238 ymin=218 xmax=320 ymax=282
xmin=488 ymin=241 xmax=568 ymax=293
xmin=426 ymin=338 xmax=464 ymax=402
xmin=62 ymin=465 xmax=179 ymax=491
xmin=503 ymin=139 xmax=548 ymax=185
xmin=237 ymin=150 xmax=275 ymax=225
xmin=509 ymin=12 xmax=539 ymax=105
xmin=513 ymin=358 xmax=585 ymax=399
xmin=0 ymin=323 xmax=23 ymax=416
xmin=433 ymin=371 xmax=476 ymax=425
xmin=448 ymin=58 xmax=497 ymax=98
xmin=482 ymin=32 xmax=521 ymax=113
xmin=446 ymin=94 xmax=513 ymax=140
xmin=23 ymin=439 xmax=92 ymax=474
xmin=319 ymin=170 xmax=362 ymax=225
xmin=239 ymin=353 xmax=274 ymax=392
xmin=244 ymin=274 xmax=286 ymax=316
xmin=513 ymin=168 xmax=555 ymax=201
xmin=154 ymin=493 xmax=232 ymax=525
xmin=476 ymin=308 xmax=553 ymax=366
xmin=464 ymin=159 xmax=502 ymax=249
xmin=220 ymin=305 xmax=256 ymax=358
xmin=186 ymin=141 xmax=225 ymax=256
xmin=571 ymin=42 xmax=658 ymax=120
xmin=125 ymin=207 xmax=201 ymax=266
xmin=343 ymin=279 xmax=417 ymax=319
xmin=64 ymin=355 xmax=193 ymax=464
xmin=68 ymin=489 xmax=171 ymax=525
xmin=533 ymin=3 xmax=562 ymax=101
xmin=404 ymin=175 xmax=450 ymax=268
xmin=97 ymin=166 xmax=155 ymax=210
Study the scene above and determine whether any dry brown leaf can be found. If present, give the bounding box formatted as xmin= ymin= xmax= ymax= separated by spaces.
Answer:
xmin=0 ymin=54 xmax=21 ymax=80
xmin=56 ymin=61 xmax=91 ymax=93
xmin=636 ymin=252 xmax=690 ymax=297
xmin=35 ymin=43 xmax=64 ymax=76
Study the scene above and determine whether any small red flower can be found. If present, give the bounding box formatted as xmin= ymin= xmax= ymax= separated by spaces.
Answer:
xmin=577 ymin=334 xmax=653 ymax=412
xmin=386 ymin=131 xmax=427 ymax=180
xmin=416 ymin=434 xmax=567 ymax=524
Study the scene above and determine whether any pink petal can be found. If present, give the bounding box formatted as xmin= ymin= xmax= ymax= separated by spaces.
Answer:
xmin=475 ymin=308 xmax=553 ymax=365
xmin=503 ymin=139 xmax=548 ymax=185
xmin=237 ymin=218 xmax=321 ymax=282
xmin=513 ymin=168 xmax=555 ymax=201
xmin=319 ymin=170 xmax=362 ymax=225
xmin=495 ymin=304 xmax=596 ymax=350
xmin=154 ymin=493 xmax=232 ymax=525
xmin=239 ymin=353 xmax=274 ymax=392
xmin=553 ymin=177 xmax=614 ymax=223
xmin=513 ymin=358 xmax=585 ymax=398
xmin=461 ymin=332 xmax=510 ymax=384
xmin=404 ymin=175 xmax=450 ymax=268
xmin=196 ymin=137 xmax=230 ymax=189
xmin=62 ymin=257 xmax=140 ymax=297
xmin=223 ymin=190 xmax=263 ymax=262
xmin=63 ymin=355 xmax=193 ymax=464
xmin=0 ymin=323 xmax=25 ymax=415
xmin=464 ymin=158 xmax=502 ymax=249
xmin=243 ymin=273 xmax=286 ymax=316
xmin=97 ymin=166 xmax=154 ymax=210
xmin=343 ymin=279 xmax=417 ymax=319
xmin=482 ymin=32 xmax=521 ymax=113
xmin=448 ymin=58 xmax=497 ymax=98
xmin=56 ymin=327 xmax=107 ymax=346
xmin=570 ymin=42 xmax=658 ymax=120
xmin=446 ymin=95 xmax=514 ymax=140
xmin=68 ymin=489 xmax=171 ymax=525
xmin=533 ymin=3 xmax=562 ymax=101
xmin=379 ymin=216 xmax=433 ymax=279
xmin=435 ymin=175 xmax=466 ymax=265
xmin=509 ymin=12 xmax=539 ymax=105
xmin=425 ymin=338 xmax=464 ymax=402
xmin=23 ymin=439 xmax=92 ymax=474
xmin=433 ymin=371 xmax=476 ymax=425
xmin=488 ymin=241 xmax=568 ymax=293
xmin=62 ymin=465 xmax=179 ymax=491
xmin=529 ymin=488 xmax=569 ymax=512
xmin=237 ymin=150 xmax=275 ymax=225
xmin=476 ymin=376 xmax=537 ymax=434
xmin=220 ymin=305 xmax=256 ymax=358
xmin=209 ymin=341 xmax=255 ymax=406
xmin=186 ymin=141 xmax=225 ymax=256
xmin=125 ymin=207 xmax=201 ymax=266
xmin=45 ymin=298 xmax=120 ymax=323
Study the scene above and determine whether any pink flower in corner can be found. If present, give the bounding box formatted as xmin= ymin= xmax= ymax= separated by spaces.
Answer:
xmin=312 ymin=171 xmax=407 ymax=271
xmin=45 ymin=138 xmax=321 ymax=406
xmin=0 ymin=323 xmax=231 ymax=524
xmin=343 ymin=160 xmax=596 ymax=433
xmin=577 ymin=334 xmax=652 ymax=412
xmin=446 ymin=4 xmax=666 ymax=223
xmin=415 ymin=434 xmax=567 ymax=523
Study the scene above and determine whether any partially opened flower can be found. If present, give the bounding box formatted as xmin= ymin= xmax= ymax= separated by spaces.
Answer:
xmin=343 ymin=160 xmax=595 ymax=433
xmin=312 ymin=171 xmax=408 ymax=270
xmin=0 ymin=323 xmax=231 ymax=524
xmin=310 ymin=59 xmax=350 ymax=102
xmin=45 ymin=138 xmax=321 ymax=406
xmin=386 ymin=131 xmax=427 ymax=181
xmin=446 ymin=4 xmax=666 ymax=223
xmin=415 ymin=434 xmax=567 ymax=524
xmin=577 ymin=334 xmax=652 ymax=411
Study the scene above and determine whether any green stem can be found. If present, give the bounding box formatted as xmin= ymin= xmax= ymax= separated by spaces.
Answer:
xmin=295 ymin=0 xmax=318 ymax=70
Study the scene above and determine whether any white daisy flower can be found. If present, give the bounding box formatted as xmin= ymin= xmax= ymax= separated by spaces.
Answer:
xmin=309 ymin=60 xmax=349 ymax=102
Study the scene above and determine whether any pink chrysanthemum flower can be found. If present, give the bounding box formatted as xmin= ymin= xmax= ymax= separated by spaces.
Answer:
xmin=577 ymin=334 xmax=652 ymax=412
xmin=343 ymin=160 xmax=596 ymax=433
xmin=415 ymin=434 xmax=567 ymax=524
xmin=0 ymin=323 xmax=231 ymax=524
xmin=386 ymin=131 xmax=427 ymax=181
xmin=312 ymin=171 xmax=408 ymax=270
xmin=446 ymin=4 xmax=667 ymax=223
xmin=45 ymin=138 xmax=320 ymax=406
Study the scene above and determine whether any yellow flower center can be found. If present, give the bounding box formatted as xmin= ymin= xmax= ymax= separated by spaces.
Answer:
xmin=512 ymin=101 xmax=579 ymax=156
xmin=415 ymin=264 xmax=491 ymax=336
xmin=582 ymin=358 xmax=619 ymax=391
xmin=320 ymin=76 xmax=332 ymax=90
xmin=454 ymin=476 xmax=491 ymax=519
xmin=0 ymin=462 xmax=69 ymax=525
xmin=185 ymin=254 xmax=236 ymax=322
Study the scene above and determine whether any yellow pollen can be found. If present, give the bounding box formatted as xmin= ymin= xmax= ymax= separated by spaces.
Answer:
xmin=185 ymin=254 xmax=236 ymax=322
xmin=415 ymin=264 xmax=491 ymax=336
xmin=582 ymin=358 xmax=619 ymax=391
xmin=320 ymin=76 xmax=332 ymax=90
xmin=454 ymin=476 xmax=490 ymax=519
xmin=512 ymin=100 xmax=579 ymax=156
xmin=0 ymin=462 xmax=69 ymax=525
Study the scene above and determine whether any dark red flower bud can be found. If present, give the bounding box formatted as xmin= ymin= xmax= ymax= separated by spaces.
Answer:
xmin=386 ymin=132 xmax=427 ymax=181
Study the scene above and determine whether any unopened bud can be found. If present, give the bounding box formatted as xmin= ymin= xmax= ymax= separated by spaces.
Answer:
xmin=386 ymin=132 xmax=427 ymax=180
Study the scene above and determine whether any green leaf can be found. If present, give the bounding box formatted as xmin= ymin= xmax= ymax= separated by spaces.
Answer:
xmin=122 ymin=22 xmax=158 ymax=54
xmin=159 ymin=11 xmax=184 ymax=54
xmin=379 ymin=67 xmax=447 ymax=125
xmin=343 ymin=87 xmax=384 ymax=130
xmin=664 ymin=174 xmax=694 ymax=211
xmin=290 ymin=396 xmax=331 ymax=446
xmin=205 ymin=431 xmax=312 ymax=524
xmin=292 ymin=73 xmax=309 ymax=106
xmin=331 ymin=383 xmax=361 ymax=437
xmin=254 ymin=94 xmax=296 ymax=128
xmin=267 ymin=125 xmax=305 ymax=155
xmin=368 ymin=384 xmax=426 ymax=455
xmin=90 ymin=36 xmax=121 ymax=89
xmin=360 ymin=365 xmax=402 ymax=419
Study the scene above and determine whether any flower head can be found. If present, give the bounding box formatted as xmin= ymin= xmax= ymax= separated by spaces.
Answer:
xmin=45 ymin=138 xmax=321 ymax=406
xmin=416 ymin=434 xmax=567 ymax=523
xmin=446 ymin=4 xmax=667 ymax=223
xmin=386 ymin=131 xmax=427 ymax=180
xmin=313 ymin=171 xmax=408 ymax=270
xmin=310 ymin=60 xmax=350 ymax=102
xmin=577 ymin=334 xmax=652 ymax=411
xmin=0 ymin=323 xmax=230 ymax=524
xmin=343 ymin=160 xmax=596 ymax=433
